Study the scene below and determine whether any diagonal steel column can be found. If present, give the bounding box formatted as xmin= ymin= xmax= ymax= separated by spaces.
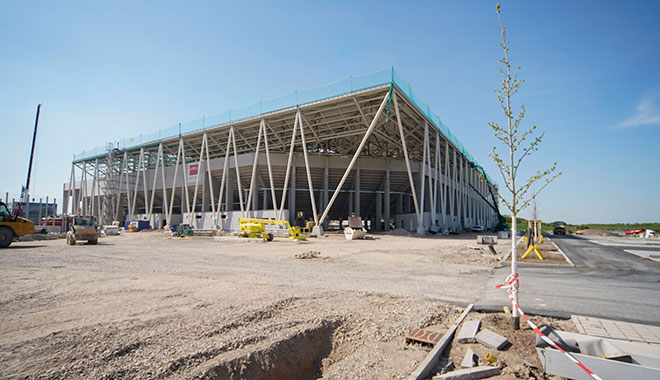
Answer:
xmin=246 ymin=121 xmax=264 ymax=215
xmin=215 ymin=130 xmax=233 ymax=225
xmin=297 ymin=111 xmax=319 ymax=226
xmin=278 ymin=113 xmax=299 ymax=221
xmin=318 ymin=90 xmax=389 ymax=226
xmin=159 ymin=143 xmax=169 ymax=223
xmin=230 ymin=128 xmax=245 ymax=215
xmin=392 ymin=90 xmax=422 ymax=228
xmin=190 ymin=135 xmax=207 ymax=221
xmin=167 ymin=139 xmax=183 ymax=222
xmin=262 ymin=120 xmax=278 ymax=212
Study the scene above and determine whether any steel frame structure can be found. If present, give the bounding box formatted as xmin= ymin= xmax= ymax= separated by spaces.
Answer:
xmin=63 ymin=83 xmax=498 ymax=234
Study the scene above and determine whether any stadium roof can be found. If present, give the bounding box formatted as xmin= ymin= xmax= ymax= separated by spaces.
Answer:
xmin=73 ymin=67 xmax=495 ymax=184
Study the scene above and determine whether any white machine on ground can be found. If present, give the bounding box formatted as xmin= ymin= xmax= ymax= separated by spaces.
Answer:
xmin=344 ymin=216 xmax=368 ymax=240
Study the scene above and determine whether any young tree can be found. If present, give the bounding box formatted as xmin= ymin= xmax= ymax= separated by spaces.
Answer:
xmin=490 ymin=4 xmax=563 ymax=329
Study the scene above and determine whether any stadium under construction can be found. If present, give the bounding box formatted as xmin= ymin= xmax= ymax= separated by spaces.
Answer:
xmin=63 ymin=68 xmax=499 ymax=234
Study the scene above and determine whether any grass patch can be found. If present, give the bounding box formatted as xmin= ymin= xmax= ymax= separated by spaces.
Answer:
xmin=503 ymin=216 xmax=660 ymax=233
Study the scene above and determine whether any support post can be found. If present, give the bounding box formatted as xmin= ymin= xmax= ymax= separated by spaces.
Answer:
xmin=215 ymin=131 xmax=233 ymax=226
xmin=168 ymin=139 xmax=183 ymax=223
xmin=246 ymin=121 xmax=264 ymax=215
xmin=317 ymin=90 xmax=389 ymax=226
xmin=384 ymin=159 xmax=390 ymax=231
xmin=262 ymin=120 xmax=278 ymax=214
xmin=278 ymin=114 xmax=299 ymax=221
xmin=323 ymin=157 xmax=329 ymax=229
xmin=231 ymin=128 xmax=245 ymax=215
xmin=392 ymin=91 xmax=423 ymax=235
xmin=355 ymin=162 xmax=360 ymax=215
xmin=297 ymin=111 xmax=320 ymax=235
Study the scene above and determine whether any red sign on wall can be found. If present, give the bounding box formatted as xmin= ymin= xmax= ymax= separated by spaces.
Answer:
xmin=189 ymin=163 xmax=199 ymax=176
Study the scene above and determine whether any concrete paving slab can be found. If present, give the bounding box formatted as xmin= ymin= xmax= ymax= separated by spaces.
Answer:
xmin=432 ymin=366 xmax=500 ymax=380
xmin=457 ymin=320 xmax=481 ymax=344
xmin=475 ymin=329 xmax=509 ymax=350
xmin=572 ymin=315 xmax=660 ymax=345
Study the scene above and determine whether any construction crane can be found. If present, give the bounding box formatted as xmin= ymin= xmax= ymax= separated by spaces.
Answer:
xmin=15 ymin=104 xmax=42 ymax=218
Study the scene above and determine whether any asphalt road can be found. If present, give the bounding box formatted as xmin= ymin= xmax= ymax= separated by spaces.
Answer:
xmin=475 ymin=235 xmax=660 ymax=326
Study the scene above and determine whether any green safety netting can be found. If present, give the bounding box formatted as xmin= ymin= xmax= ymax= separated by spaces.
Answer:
xmin=73 ymin=67 xmax=494 ymax=184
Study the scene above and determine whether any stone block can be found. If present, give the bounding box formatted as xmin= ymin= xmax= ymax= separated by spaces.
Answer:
xmin=433 ymin=366 xmax=501 ymax=380
xmin=460 ymin=348 xmax=478 ymax=368
xmin=475 ymin=329 xmax=509 ymax=350
xmin=457 ymin=320 xmax=481 ymax=344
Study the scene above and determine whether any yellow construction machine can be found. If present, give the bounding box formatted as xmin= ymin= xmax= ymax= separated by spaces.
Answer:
xmin=0 ymin=201 xmax=35 ymax=248
xmin=238 ymin=218 xmax=309 ymax=241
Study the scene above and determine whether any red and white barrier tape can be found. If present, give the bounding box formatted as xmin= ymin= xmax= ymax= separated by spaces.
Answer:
xmin=495 ymin=274 xmax=604 ymax=380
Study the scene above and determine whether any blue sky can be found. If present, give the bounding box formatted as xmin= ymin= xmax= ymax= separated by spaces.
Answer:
xmin=1 ymin=0 xmax=659 ymax=223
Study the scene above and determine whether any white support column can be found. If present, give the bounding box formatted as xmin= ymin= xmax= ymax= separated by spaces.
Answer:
xmin=451 ymin=148 xmax=456 ymax=232
xmin=191 ymin=135 xmax=207 ymax=221
xmin=419 ymin=122 xmax=428 ymax=230
xmin=317 ymin=90 xmax=389 ymax=226
xmin=278 ymin=114 xmax=299 ymax=221
xmin=443 ymin=141 xmax=449 ymax=230
xmin=323 ymin=157 xmax=329 ymax=229
xmin=131 ymin=148 xmax=144 ymax=217
xmin=89 ymin=161 xmax=97 ymax=217
xmin=159 ymin=144 xmax=169 ymax=224
xmin=81 ymin=161 xmax=88 ymax=215
xmin=432 ymin=133 xmax=439 ymax=230
xmin=215 ymin=131 xmax=233 ymax=225
xmin=246 ymin=122 xmax=264 ymax=215
xmin=384 ymin=159 xmax=390 ymax=231
xmin=148 ymin=146 xmax=159 ymax=216
xmin=297 ymin=111 xmax=319 ymax=230
xmin=461 ymin=155 xmax=470 ymax=228
xmin=182 ymin=142 xmax=191 ymax=217
xmin=262 ymin=120 xmax=277 ymax=213
xmin=168 ymin=139 xmax=183 ymax=222
xmin=124 ymin=153 xmax=132 ymax=219
xmin=392 ymin=90 xmax=423 ymax=234
xmin=94 ymin=158 xmax=101 ymax=221
xmin=231 ymin=128 xmax=245 ymax=215
xmin=289 ymin=156 xmax=297 ymax=222
xmin=68 ymin=163 xmax=75 ymax=215
xmin=355 ymin=162 xmax=360 ymax=216
xmin=115 ymin=158 xmax=123 ymax=220
xmin=468 ymin=166 xmax=474 ymax=227
xmin=457 ymin=153 xmax=462 ymax=230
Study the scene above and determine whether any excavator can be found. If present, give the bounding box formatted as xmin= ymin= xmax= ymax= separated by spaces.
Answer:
xmin=0 ymin=201 xmax=35 ymax=248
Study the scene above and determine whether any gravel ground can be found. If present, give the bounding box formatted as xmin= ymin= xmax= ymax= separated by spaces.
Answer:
xmin=1 ymin=231 xmax=543 ymax=379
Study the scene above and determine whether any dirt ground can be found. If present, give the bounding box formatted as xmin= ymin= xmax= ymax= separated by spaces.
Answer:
xmin=574 ymin=229 xmax=622 ymax=237
xmin=446 ymin=312 xmax=576 ymax=380
xmin=0 ymin=231 xmax=567 ymax=379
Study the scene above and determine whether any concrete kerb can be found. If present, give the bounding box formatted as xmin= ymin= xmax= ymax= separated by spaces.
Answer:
xmin=406 ymin=304 xmax=474 ymax=380
xmin=548 ymin=237 xmax=575 ymax=267
xmin=498 ymin=236 xmax=525 ymax=264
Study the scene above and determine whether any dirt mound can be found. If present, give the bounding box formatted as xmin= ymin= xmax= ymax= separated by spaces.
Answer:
xmin=575 ymin=228 xmax=621 ymax=236
xmin=383 ymin=228 xmax=412 ymax=236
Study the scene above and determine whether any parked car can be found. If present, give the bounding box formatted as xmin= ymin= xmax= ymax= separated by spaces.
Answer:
xmin=553 ymin=222 xmax=567 ymax=235
xmin=471 ymin=225 xmax=485 ymax=232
